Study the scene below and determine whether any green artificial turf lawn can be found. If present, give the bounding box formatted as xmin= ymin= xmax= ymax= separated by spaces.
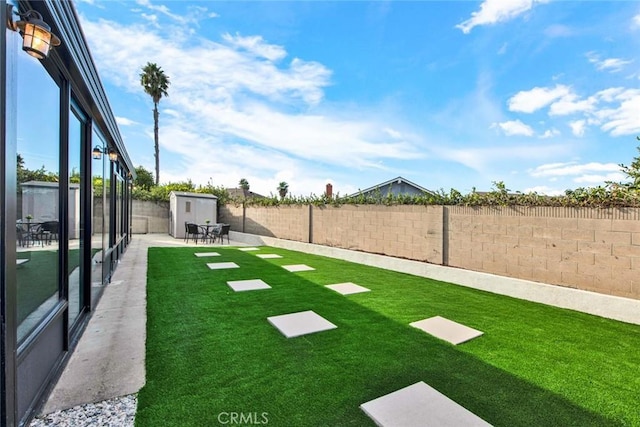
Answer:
xmin=137 ymin=246 xmax=640 ymax=427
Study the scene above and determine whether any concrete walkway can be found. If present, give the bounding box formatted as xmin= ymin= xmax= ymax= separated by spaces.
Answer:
xmin=40 ymin=230 xmax=640 ymax=415
xmin=40 ymin=233 xmax=242 ymax=414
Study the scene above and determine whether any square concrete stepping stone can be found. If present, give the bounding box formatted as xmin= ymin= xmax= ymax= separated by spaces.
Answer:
xmin=410 ymin=316 xmax=483 ymax=345
xmin=282 ymin=264 xmax=315 ymax=272
xmin=207 ymin=262 xmax=240 ymax=270
xmin=238 ymin=247 xmax=260 ymax=251
xmin=194 ymin=252 xmax=220 ymax=257
xmin=361 ymin=381 xmax=492 ymax=427
xmin=267 ymin=310 xmax=337 ymax=338
xmin=227 ymin=279 xmax=271 ymax=292
xmin=325 ymin=282 xmax=370 ymax=295
xmin=256 ymin=254 xmax=282 ymax=259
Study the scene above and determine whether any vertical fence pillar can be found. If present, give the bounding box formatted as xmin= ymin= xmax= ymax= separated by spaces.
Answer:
xmin=442 ymin=206 xmax=449 ymax=266
xmin=308 ymin=204 xmax=313 ymax=243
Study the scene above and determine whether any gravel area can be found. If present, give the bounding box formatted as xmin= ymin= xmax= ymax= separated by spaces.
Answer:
xmin=30 ymin=394 xmax=136 ymax=427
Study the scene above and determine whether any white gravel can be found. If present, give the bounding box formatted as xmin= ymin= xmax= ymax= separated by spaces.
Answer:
xmin=30 ymin=394 xmax=136 ymax=427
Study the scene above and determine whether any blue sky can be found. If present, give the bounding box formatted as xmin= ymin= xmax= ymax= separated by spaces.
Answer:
xmin=75 ymin=0 xmax=640 ymax=197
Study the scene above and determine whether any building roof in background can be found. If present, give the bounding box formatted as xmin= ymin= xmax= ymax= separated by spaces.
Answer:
xmin=351 ymin=176 xmax=434 ymax=197
xmin=169 ymin=191 xmax=218 ymax=199
xmin=226 ymin=188 xmax=265 ymax=199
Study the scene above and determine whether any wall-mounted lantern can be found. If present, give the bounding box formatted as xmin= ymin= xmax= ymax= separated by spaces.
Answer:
xmin=6 ymin=5 xmax=61 ymax=59
xmin=92 ymin=145 xmax=118 ymax=162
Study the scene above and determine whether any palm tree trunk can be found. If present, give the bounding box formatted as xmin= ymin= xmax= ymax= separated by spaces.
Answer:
xmin=153 ymin=102 xmax=159 ymax=185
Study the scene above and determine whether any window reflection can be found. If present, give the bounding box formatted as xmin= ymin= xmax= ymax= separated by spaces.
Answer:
xmin=16 ymin=53 xmax=60 ymax=343
xmin=68 ymin=106 xmax=84 ymax=326
xmin=91 ymin=128 xmax=106 ymax=307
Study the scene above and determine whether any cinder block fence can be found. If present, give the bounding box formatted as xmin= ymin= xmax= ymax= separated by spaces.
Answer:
xmin=218 ymin=204 xmax=640 ymax=300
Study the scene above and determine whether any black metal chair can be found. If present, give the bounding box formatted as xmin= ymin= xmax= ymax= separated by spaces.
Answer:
xmin=16 ymin=224 xmax=26 ymax=247
xmin=185 ymin=222 xmax=206 ymax=244
xmin=213 ymin=224 xmax=230 ymax=244
xmin=38 ymin=220 xmax=59 ymax=245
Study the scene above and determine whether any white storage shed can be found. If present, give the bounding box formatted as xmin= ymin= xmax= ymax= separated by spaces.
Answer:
xmin=169 ymin=191 xmax=218 ymax=239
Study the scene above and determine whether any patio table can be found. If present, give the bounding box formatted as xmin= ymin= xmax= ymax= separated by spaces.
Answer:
xmin=17 ymin=221 xmax=43 ymax=247
xmin=200 ymin=223 xmax=222 ymax=243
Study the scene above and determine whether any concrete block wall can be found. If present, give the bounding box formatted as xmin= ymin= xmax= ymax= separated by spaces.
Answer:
xmin=132 ymin=200 xmax=169 ymax=233
xmin=219 ymin=205 xmax=243 ymax=231
xmin=313 ymin=205 xmax=444 ymax=264
xmin=446 ymin=206 xmax=640 ymax=299
xmin=244 ymin=205 xmax=310 ymax=242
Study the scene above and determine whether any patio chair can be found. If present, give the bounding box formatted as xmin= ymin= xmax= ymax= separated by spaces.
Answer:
xmin=185 ymin=222 xmax=206 ymax=244
xmin=16 ymin=224 xmax=26 ymax=247
xmin=38 ymin=221 xmax=59 ymax=245
xmin=213 ymin=224 xmax=230 ymax=244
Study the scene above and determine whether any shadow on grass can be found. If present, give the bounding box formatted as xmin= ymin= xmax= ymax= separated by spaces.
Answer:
xmin=138 ymin=247 xmax=630 ymax=427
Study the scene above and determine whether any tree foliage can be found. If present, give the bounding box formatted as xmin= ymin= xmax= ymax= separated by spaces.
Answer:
xmin=140 ymin=62 xmax=170 ymax=186
xmin=134 ymin=165 xmax=155 ymax=190
xmin=277 ymin=181 xmax=289 ymax=199
xmin=239 ymin=178 xmax=250 ymax=191
xmin=17 ymin=154 xmax=58 ymax=184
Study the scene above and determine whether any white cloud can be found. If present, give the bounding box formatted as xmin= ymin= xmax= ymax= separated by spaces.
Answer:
xmin=549 ymin=94 xmax=595 ymax=116
xmin=491 ymin=119 xmax=534 ymax=136
xmin=136 ymin=0 xmax=185 ymax=24
xmin=544 ymin=24 xmax=574 ymax=38
xmin=523 ymin=185 xmax=564 ymax=196
xmin=633 ymin=14 xmax=640 ymax=29
xmin=222 ymin=33 xmax=287 ymax=61
xmin=586 ymin=52 xmax=632 ymax=73
xmin=595 ymin=87 xmax=624 ymax=103
xmin=79 ymin=16 xmax=421 ymax=192
xmin=574 ymin=172 xmax=626 ymax=184
xmin=529 ymin=161 xmax=621 ymax=178
xmin=595 ymin=89 xmax=640 ymax=136
xmin=506 ymin=84 xmax=640 ymax=137
xmin=434 ymin=143 xmax=569 ymax=173
xmin=508 ymin=85 xmax=571 ymax=113
xmin=539 ymin=128 xmax=560 ymax=138
xmin=115 ymin=116 xmax=137 ymax=126
xmin=383 ymin=127 xmax=403 ymax=139
xmin=456 ymin=0 xmax=548 ymax=34
xmin=569 ymin=120 xmax=586 ymax=136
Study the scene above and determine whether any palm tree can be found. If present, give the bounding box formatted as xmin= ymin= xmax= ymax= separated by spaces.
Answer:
xmin=239 ymin=178 xmax=250 ymax=198
xmin=277 ymin=181 xmax=289 ymax=199
xmin=140 ymin=62 xmax=170 ymax=185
